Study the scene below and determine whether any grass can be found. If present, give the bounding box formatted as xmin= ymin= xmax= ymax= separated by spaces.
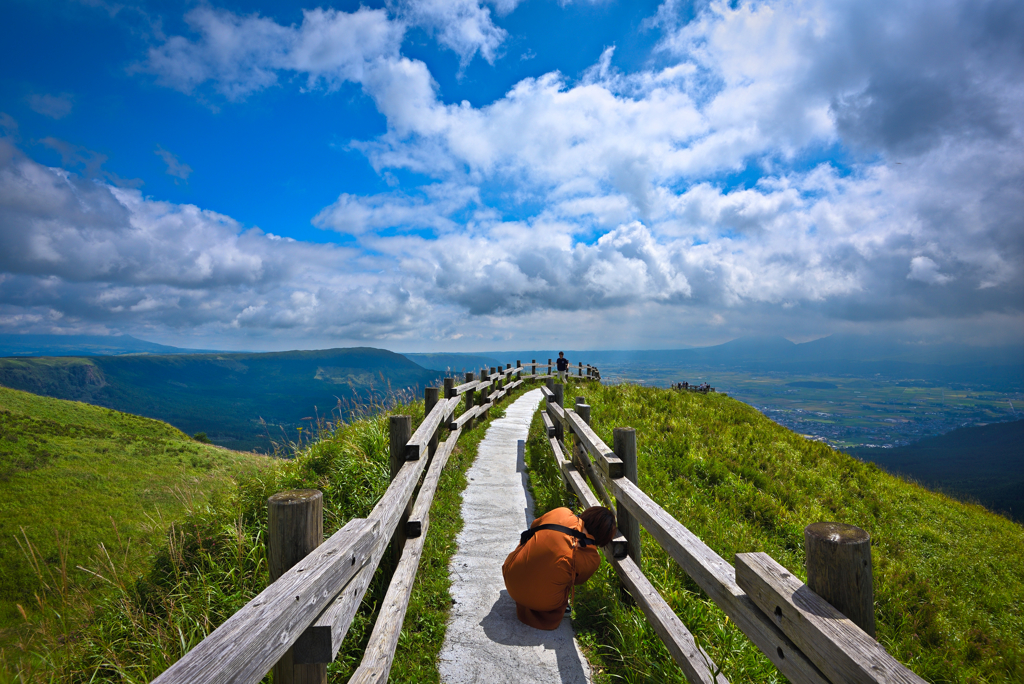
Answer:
xmin=0 ymin=385 xmax=271 ymax=679
xmin=5 ymin=378 xmax=534 ymax=682
xmin=525 ymin=380 xmax=1024 ymax=683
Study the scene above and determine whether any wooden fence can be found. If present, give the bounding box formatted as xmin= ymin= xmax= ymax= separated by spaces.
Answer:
xmin=538 ymin=384 xmax=926 ymax=684
xmin=152 ymin=361 xmax=599 ymax=684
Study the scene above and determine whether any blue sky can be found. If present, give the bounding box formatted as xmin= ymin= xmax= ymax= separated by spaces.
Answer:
xmin=1 ymin=0 xmax=1021 ymax=352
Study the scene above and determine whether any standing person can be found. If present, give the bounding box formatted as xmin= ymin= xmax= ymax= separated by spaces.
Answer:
xmin=502 ymin=506 xmax=616 ymax=630
xmin=556 ymin=351 xmax=570 ymax=382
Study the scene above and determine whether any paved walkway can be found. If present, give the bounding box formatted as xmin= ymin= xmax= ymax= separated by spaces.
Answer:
xmin=438 ymin=388 xmax=592 ymax=684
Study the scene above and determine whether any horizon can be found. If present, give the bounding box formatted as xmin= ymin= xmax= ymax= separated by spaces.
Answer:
xmin=2 ymin=0 xmax=1022 ymax=352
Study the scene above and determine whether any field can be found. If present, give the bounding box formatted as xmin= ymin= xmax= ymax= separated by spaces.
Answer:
xmin=0 ymin=386 xmax=270 ymax=676
xmin=598 ymin=364 xmax=1021 ymax=448
xmin=526 ymin=380 xmax=1024 ymax=683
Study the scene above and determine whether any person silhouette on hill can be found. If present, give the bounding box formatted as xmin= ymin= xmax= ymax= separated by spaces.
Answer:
xmin=556 ymin=351 xmax=570 ymax=382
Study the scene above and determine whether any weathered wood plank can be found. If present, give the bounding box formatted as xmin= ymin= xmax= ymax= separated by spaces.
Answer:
xmin=406 ymin=428 xmax=462 ymax=538
xmin=558 ymin=458 xmax=627 ymax=560
xmin=612 ymin=554 xmax=729 ymax=684
xmin=541 ymin=411 xmax=555 ymax=437
xmin=292 ymin=449 xmax=433 ymax=664
xmin=564 ymin=410 xmax=623 ymax=479
xmin=735 ymin=553 xmax=925 ymax=684
xmin=450 ymin=405 xmax=483 ymax=431
xmin=153 ymin=518 xmax=377 ymax=684
xmin=569 ymin=439 xmax=615 ymax=511
xmin=348 ymin=513 xmax=432 ymax=684
xmin=608 ymin=478 xmax=828 ymax=684
xmin=406 ymin=396 xmax=448 ymax=460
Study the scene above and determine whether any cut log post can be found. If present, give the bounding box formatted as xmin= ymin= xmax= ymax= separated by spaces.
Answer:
xmin=443 ymin=377 xmax=454 ymax=399
xmin=804 ymin=522 xmax=875 ymax=638
xmin=464 ymin=372 xmax=476 ymax=430
xmin=578 ymin=361 xmax=583 ymax=377
xmin=545 ymin=377 xmax=554 ymax=392
xmin=268 ymin=490 xmax=326 ymax=684
xmin=548 ymin=358 xmax=552 ymax=375
xmin=614 ymin=428 xmax=641 ymax=569
xmin=424 ymin=387 xmax=439 ymax=457
xmin=390 ymin=416 xmax=412 ymax=568
xmin=480 ymin=386 xmax=491 ymax=421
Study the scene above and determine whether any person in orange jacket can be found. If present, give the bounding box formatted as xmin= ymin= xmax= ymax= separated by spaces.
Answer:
xmin=502 ymin=505 xmax=617 ymax=630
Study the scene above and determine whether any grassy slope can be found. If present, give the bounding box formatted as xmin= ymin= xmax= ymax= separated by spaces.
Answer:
xmin=0 ymin=386 xmax=270 ymax=675
xmin=31 ymin=382 xmax=533 ymax=683
xmin=526 ymin=381 xmax=1023 ymax=683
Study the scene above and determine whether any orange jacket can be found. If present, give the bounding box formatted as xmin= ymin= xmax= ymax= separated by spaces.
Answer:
xmin=501 ymin=507 xmax=601 ymax=630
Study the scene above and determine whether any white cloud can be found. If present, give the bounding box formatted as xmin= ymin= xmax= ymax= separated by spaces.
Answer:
xmin=391 ymin=0 xmax=512 ymax=66
xmin=907 ymin=256 xmax=953 ymax=285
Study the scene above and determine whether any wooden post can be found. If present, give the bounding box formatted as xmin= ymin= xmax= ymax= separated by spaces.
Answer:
xmin=480 ymin=386 xmax=490 ymax=421
xmin=545 ymin=377 xmax=554 ymax=392
xmin=548 ymin=358 xmax=552 ymax=375
xmin=425 ymin=387 xmax=439 ymax=457
xmin=443 ymin=377 xmax=454 ymax=399
xmin=490 ymin=367 xmax=496 ymax=377
xmin=552 ymin=384 xmax=564 ymax=441
xmin=268 ymin=490 xmax=326 ymax=684
xmin=532 ymin=359 xmax=536 ymax=375
xmin=804 ymin=522 xmax=874 ymax=637
xmin=613 ymin=428 xmax=641 ymax=568
xmin=464 ymin=372 xmax=476 ymax=430
xmin=575 ymin=402 xmax=590 ymax=470
xmin=578 ymin=361 xmax=583 ymax=377
xmin=390 ymin=416 xmax=412 ymax=568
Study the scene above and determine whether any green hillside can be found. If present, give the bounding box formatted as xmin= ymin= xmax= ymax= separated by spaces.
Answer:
xmin=0 ymin=386 xmax=270 ymax=674
xmin=10 ymin=380 xmax=1022 ymax=682
xmin=0 ymin=347 xmax=442 ymax=452
xmin=526 ymin=382 xmax=1023 ymax=682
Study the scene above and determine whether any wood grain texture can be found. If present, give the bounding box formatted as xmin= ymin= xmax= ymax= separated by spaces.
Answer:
xmin=348 ymin=513 xmax=432 ymax=684
xmin=407 ymin=396 xmax=447 ymax=461
xmin=293 ymin=449 xmax=433 ymax=664
xmin=805 ymin=522 xmax=875 ymax=637
xmin=612 ymin=554 xmax=729 ymax=684
xmin=613 ymin=428 xmax=641 ymax=568
xmin=541 ymin=411 xmax=555 ymax=437
xmin=735 ymin=553 xmax=925 ymax=684
xmin=268 ymin=490 xmax=326 ymax=684
xmin=564 ymin=410 xmax=624 ymax=479
xmin=152 ymin=518 xmax=377 ymax=684
xmin=406 ymin=428 xmax=462 ymax=538
xmin=607 ymin=477 xmax=828 ymax=684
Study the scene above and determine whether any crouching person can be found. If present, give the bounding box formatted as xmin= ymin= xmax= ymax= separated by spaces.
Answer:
xmin=501 ymin=506 xmax=616 ymax=630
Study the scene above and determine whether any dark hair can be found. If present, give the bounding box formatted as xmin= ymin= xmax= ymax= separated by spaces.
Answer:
xmin=579 ymin=506 xmax=616 ymax=547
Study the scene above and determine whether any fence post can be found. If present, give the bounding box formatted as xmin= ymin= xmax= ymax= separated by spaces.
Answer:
xmin=575 ymin=400 xmax=590 ymax=470
xmin=480 ymin=385 xmax=490 ymax=421
xmin=390 ymin=416 xmax=412 ymax=568
xmin=532 ymin=359 xmax=536 ymax=375
xmin=548 ymin=358 xmax=552 ymax=375
xmin=578 ymin=361 xmax=583 ymax=377
xmin=444 ymin=377 xmax=454 ymax=399
xmin=268 ymin=490 xmax=326 ymax=684
xmin=804 ymin=522 xmax=875 ymax=637
xmin=425 ymin=387 xmax=439 ymax=457
xmin=552 ymin=384 xmax=564 ymax=441
xmin=464 ymin=372 xmax=476 ymax=430
xmin=613 ymin=428 xmax=641 ymax=568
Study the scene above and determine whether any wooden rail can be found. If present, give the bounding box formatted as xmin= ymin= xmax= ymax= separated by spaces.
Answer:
xmin=538 ymin=392 xmax=926 ymax=684
xmin=154 ymin=361 xmax=600 ymax=684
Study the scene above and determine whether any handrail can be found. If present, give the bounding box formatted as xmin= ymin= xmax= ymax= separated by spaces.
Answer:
xmin=155 ymin=362 xmax=600 ymax=684
xmin=548 ymin=399 xmax=926 ymax=684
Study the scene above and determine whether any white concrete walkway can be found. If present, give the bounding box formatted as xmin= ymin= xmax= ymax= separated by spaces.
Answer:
xmin=438 ymin=388 xmax=592 ymax=684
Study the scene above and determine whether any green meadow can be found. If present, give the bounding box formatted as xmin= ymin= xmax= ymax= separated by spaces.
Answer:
xmin=0 ymin=386 xmax=271 ymax=676
xmin=526 ymin=381 xmax=1024 ymax=682
xmin=4 ymin=378 xmax=1022 ymax=682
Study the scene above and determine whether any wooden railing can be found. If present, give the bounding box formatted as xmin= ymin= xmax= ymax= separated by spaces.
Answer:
xmin=153 ymin=361 xmax=599 ymax=684
xmin=538 ymin=384 xmax=926 ymax=684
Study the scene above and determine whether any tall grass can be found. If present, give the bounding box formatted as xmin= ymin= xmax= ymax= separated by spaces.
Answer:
xmin=526 ymin=380 xmax=1024 ymax=683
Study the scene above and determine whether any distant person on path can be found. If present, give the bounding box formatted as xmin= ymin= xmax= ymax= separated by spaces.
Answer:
xmin=502 ymin=506 xmax=616 ymax=630
xmin=556 ymin=351 xmax=570 ymax=382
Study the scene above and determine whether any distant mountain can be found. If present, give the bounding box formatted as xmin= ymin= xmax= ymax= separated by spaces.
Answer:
xmin=847 ymin=420 xmax=1024 ymax=522
xmin=0 ymin=348 xmax=442 ymax=452
xmin=402 ymin=352 xmax=503 ymax=374
xmin=0 ymin=334 xmax=216 ymax=357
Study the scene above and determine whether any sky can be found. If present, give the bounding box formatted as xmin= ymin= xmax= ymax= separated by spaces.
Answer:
xmin=0 ymin=0 xmax=1021 ymax=353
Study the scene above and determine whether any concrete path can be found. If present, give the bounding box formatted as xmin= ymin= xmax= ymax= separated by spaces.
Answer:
xmin=438 ymin=388 xmax=592 ymax=684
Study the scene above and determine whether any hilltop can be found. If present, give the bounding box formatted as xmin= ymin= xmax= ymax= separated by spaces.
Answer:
xmin=0 ymin=347 xmax=442 ymax=452
xmin=0 ymin=385 xmax=270 ymax=671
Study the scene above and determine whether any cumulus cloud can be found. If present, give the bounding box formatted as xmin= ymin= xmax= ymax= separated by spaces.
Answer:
xmin=139 ymin=6 xmax=404 ymax=100
xmin=390 ymin=0 xmax=514 ymax=66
